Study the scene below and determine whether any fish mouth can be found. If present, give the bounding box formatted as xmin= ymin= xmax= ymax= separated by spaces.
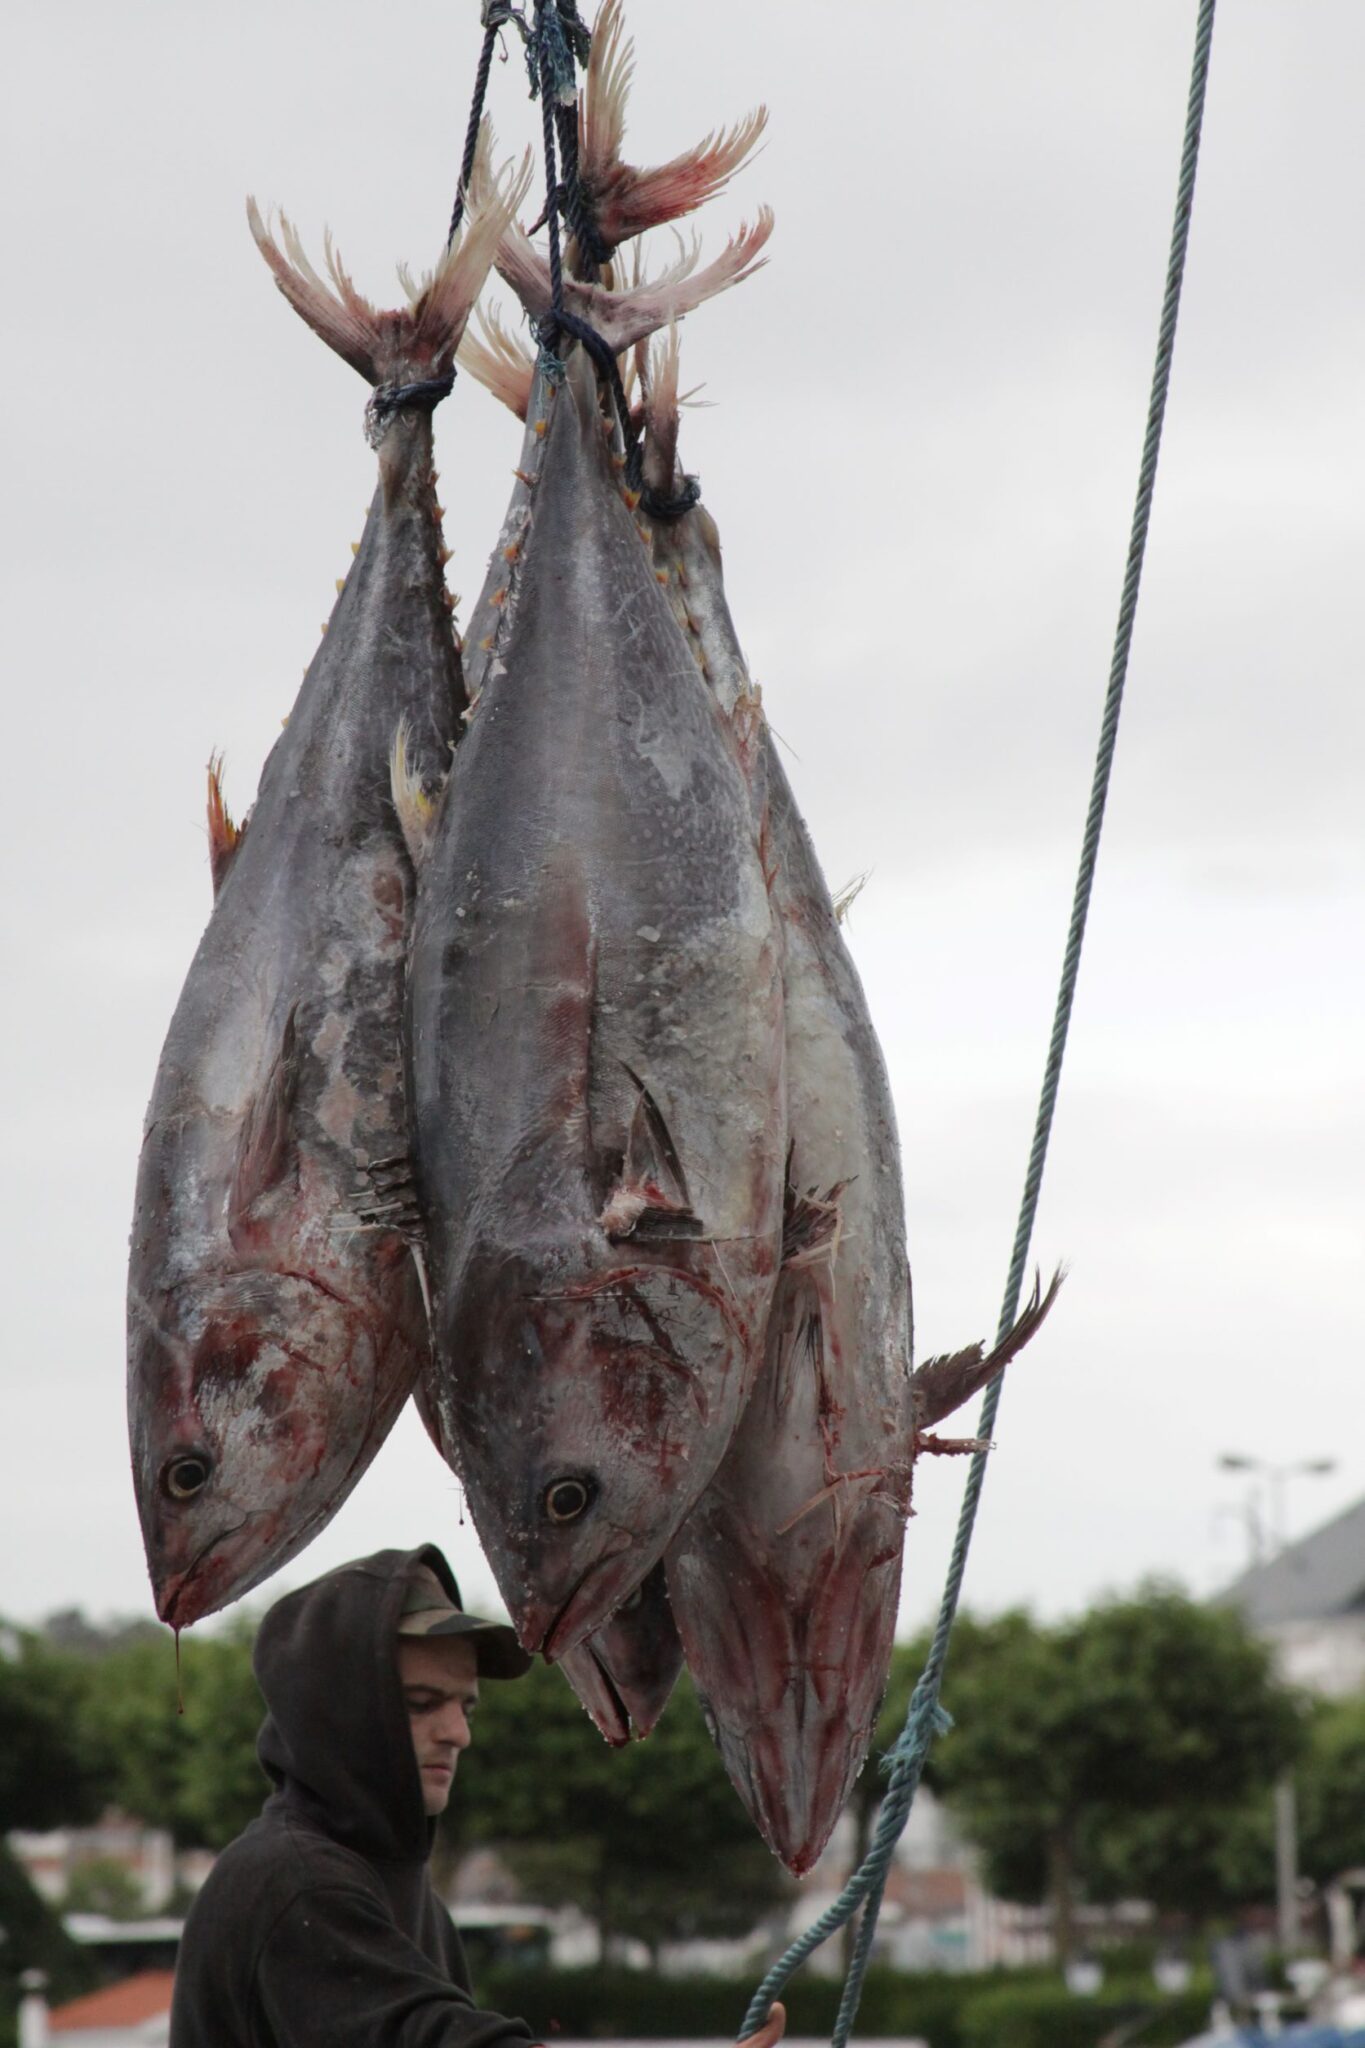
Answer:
xmin=531 ymin=1542 xmax=642 ymax=1664
xmin=155 ymin=1517 xmax=251 ymax=1629
xmin=560 ymin=1642 xmax=632 ymax=1746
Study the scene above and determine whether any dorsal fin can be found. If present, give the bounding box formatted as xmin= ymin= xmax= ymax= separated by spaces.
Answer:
xmin=206 ymin=753 xmax=247 ymax=896
xmin=229 ymin=1007 xmax=302 ymax=1229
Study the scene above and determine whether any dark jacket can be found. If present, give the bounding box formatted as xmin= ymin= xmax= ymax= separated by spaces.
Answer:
xmin=169 ymin=1546 xmax=537 ymax=2047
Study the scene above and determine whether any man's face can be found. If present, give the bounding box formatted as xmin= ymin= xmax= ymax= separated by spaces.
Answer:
xmin=397 ymin=1636 xmax=481 ymax=1816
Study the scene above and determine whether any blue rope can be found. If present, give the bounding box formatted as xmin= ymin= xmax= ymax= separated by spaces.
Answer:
xmin=741 ymin=2 xmax=1218 ymax=2039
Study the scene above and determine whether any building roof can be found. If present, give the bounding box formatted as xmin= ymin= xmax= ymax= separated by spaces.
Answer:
xmin=49 ymin=1970 xmax=176 ymax=2033
xmin=1221 ymin=1494 xmax=1365 ymax=1626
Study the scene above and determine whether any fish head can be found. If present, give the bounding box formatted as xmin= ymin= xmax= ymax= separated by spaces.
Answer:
xmin=128 ymin=1267 xmax=410 ymax=1627
xmin=451 ymin=1257 xmax=742 ymax=1661
xmin=673 ymin=1494 xmax=908 ymax=1877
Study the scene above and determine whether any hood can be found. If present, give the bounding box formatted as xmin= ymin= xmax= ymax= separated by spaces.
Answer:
xmin=254 ymin=1544 xmax=461 ymax=1864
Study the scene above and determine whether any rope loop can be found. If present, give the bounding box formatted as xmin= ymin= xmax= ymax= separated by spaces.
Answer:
xmin=363 ymin=370 xmax=456 ymax=448
xmin=641 ymin=475 xmax=703 ymax=522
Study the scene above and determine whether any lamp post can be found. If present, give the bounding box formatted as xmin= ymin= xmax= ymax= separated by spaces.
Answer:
xmin=1216 ymin=1454 xmax=1337 ymax=1560
xmin=1216 ymin=1453 xmax=1338 ymax=1960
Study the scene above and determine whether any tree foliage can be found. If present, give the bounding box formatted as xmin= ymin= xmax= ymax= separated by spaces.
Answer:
xmin=1297 ymin=1692 xmax=1365 ymax=1886
xmin=450 ymin=1660 xmax=790 ymax=1956
xmin=0 ymin=1629 xmax=106 ymax=1832
xmin=855 ymin=1587 xmax=1306 ymax=1952
xmin=57 ymin=1619 xmax=268 ymax=1849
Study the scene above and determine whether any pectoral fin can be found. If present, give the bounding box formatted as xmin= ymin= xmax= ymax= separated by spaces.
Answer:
xmin=229 ymin=1008 xmax=301 ymax=1230
xmin=912 ymin=1265 xmax=1064 ymax=1432
xmin=600 ymin=1066 xmax=702 ymax=1241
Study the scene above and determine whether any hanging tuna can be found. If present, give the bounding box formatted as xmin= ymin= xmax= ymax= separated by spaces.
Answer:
xmin=402 ymin=193 xmax=783 ymax=1663
xmin=126 ymin=156 xmax=529 ymax=1628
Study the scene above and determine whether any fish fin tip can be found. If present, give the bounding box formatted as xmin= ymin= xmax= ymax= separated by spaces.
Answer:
xmin=458 ymin=300 xmax=536 ymax=421
xmin=206 ymin=753 xmax=246 ymax=895
xmin=832 ymin=870 xmax=871 ymax=925
xmin=389 ymin=718 xmax=442 ymax=867
xmin=580 ymin=6 xmax=767 ymax=249
xmin=912 ymin=1266 xmax=1064 ymax=1430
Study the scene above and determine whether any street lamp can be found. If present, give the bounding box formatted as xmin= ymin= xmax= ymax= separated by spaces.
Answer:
xmin=1215 ymin=1452 xmax=1339 ymax=1961
xmin=1216 ymin=1454 xmax=1337 ymax=1561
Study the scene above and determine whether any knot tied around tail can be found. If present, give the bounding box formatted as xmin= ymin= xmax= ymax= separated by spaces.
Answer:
xmin=364 ymin=370 xmax=457 ymax=449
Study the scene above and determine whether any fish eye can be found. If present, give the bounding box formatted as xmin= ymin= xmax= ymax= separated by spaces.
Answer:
xmin=543 ymin=1477 xmax=594 ymax=1524
xmin=163 ymin=1452 xmax=213 ymax=1501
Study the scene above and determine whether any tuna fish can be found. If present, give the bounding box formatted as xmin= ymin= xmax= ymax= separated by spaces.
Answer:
xmin=126 ymin=161 xmax=527 ymax=1628
xmin=404 ymin=236 xmax=784 ymax=1664
xmin=631 ymin=332 xmax=1058 ymax=1871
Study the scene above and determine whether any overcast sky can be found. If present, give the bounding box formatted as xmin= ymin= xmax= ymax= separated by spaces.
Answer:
xmin=1 ymin=0 xmax=1360 ymax=1644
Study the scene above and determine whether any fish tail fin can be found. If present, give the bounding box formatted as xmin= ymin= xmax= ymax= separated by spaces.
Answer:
xmin=493 ymin=209 xmax=773 ymax=357
xmin=247 ymin=138 xmax=533 ymax=388
xmin=458 ymin=301 xmax=538 ymax=422
xmin=579 ymin=0 xmax=767 ymax=253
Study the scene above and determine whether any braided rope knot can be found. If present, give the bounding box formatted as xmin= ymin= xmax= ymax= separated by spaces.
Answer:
xmin=364 ymin=370 xmax=456 ymax=449
xmin=881 ymin=1694 xmax=954 ymax=1783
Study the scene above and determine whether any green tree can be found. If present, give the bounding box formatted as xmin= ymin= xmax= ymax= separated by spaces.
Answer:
xmin=0 ymin=1629 xmax=105 ymax=1831
xmin=1297 ymin=1693 xmax=1365 ymax=1886
xmin=73 ymin=1622 xmax=267 ymax=1849
xmin=869 ymin=1587 xmax=1304 ymax=1958
xmin=452 ymin=1661 xmax=789 ymax=1959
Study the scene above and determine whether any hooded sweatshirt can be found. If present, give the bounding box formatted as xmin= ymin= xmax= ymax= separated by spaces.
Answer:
xmin=169 ymin=1546 xmax=537 ymax=2048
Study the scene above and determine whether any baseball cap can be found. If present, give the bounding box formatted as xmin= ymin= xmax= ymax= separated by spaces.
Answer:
xmin=397 ymin=1565 xmax=533 ymax=1679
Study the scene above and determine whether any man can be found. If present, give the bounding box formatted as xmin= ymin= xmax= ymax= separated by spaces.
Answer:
xmin=169 ymin=1545 xmax=785 ymax=2047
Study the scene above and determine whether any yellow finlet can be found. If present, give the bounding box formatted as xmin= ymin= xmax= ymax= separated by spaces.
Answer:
xmin=390 ymin=718 xmax=439 ymax=869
